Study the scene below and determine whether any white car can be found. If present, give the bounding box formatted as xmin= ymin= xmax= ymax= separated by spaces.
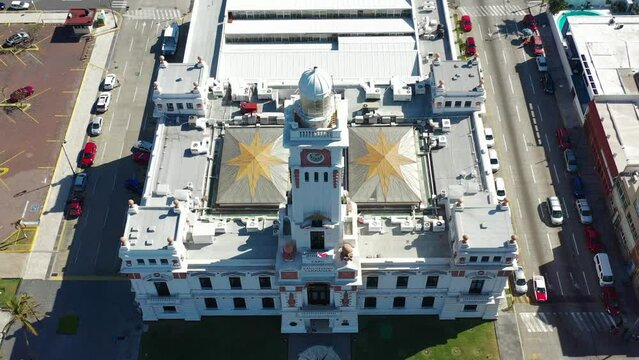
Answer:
xmin=488 ymin=149 xmax=500 ymax=172
xmin=9 ymin=1 xmax=30 ymax=10
xmin=494 ymin=177 xmax=507 ymax=202
xmin=575 ymin=198 xmax=593 ymax=224
xmin=89 ymin=116 xmax=103 ymax=136
xmin=547 ymin=196 xmax=564 ymax=226
xmin=513 ymin=266 xmax=528 ymax=295
xmin=95 ymin=92 xmax=111 ymax=113
xmin=484 ymin=127 xmax=495 ymax=148
xmin=103 ymin=74 xmax=118 ymax=90
xmin=536 ymin=56 xmax=548 ymax=72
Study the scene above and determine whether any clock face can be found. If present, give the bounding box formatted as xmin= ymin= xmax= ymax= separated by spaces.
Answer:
xmin=306 ymin=151 xmax=325 ymax=164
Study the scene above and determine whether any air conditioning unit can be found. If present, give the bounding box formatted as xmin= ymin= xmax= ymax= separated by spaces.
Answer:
xmin=368 ymin=218 xmax=383 ymax=233
xmin=431 ymin=219 xmax=446 ymax=232
xmin=440 ymin=118 xmax=451 ymax=132
xmin=212 ymin=85 xmax=224 ymax=97
xmin=365 ymin=87 xmax=382 ymax=100
xmin=246 ymin=218 xmax=260 ymax=232
xmin=214 ymin=221 xmax=227 ymax=234
xmin=400 ymin=220 xmax=415 ymax=232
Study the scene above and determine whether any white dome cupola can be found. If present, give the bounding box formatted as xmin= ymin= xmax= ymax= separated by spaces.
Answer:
xmin=297 ymin=66 xmax=335 ymax=128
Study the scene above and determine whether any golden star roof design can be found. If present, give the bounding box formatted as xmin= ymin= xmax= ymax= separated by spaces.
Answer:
xmin=354 ymin=130 xmax=415 ymax=199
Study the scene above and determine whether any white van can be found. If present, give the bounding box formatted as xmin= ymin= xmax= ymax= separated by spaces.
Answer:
xmin=593 ymin=253 xmax=614 ymax=286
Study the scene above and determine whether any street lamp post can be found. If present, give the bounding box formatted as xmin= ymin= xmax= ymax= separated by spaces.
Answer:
xmin=61 ymin=140 xmax=76 ymax=175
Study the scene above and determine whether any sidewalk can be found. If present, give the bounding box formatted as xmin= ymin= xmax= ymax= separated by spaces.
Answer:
xmin=495 ymin=292 xmax=524 ymax=360
xmin=0 ymin=10 xmax=68 ymax=24
xmin=15 ymin=12 xmax=120 ymax=280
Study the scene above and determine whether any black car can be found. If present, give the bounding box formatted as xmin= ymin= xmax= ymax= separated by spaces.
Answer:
xmin=0 ymin=3 xmax=5 ymax=10
xmin=541 ymin=73 xmax=555 ymax=94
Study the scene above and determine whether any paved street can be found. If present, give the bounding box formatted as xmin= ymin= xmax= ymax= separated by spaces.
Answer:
xmin=456 ymin=0 xmax=639 ymax=357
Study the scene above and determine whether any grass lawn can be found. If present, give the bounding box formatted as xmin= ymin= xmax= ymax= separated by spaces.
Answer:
xmin=57 ymin=314 xmax=79 ymax=335
xmin=354 ymin=316 xmax=499 ymax=360
xmin=139 ymin=316 xmax=286 ymax=360
xmin=0 ymin=278 xmax=21 ymax=308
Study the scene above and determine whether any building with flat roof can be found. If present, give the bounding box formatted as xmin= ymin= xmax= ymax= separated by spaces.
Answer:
xmin=120 ymin=0 xmax=517 ymax=333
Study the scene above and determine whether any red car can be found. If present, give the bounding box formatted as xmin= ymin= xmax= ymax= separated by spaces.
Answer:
xmin=66 ymin=195 xmax=84 ymax=219
xmin=9 ymin=85 xmax=34 ymax=103
xmin=533 ymin=275 xmax=547 ymax=302
xmin=461 ymin=15 xmax=472 ymax=32
xmin=555 ymin=128 xmax=572 ymax=150
xmin=523 ymin=14 xmax=538 ymax=31
xmin=133 ymin=149 xmax=150 ymax=165
xmin=240 ymin=102 xmax=258 ymax=114
xmin=80 ymin=142 xmax=97 ymax=168
xmin=465 ymin=37 xmax=476 ymax=56
xmin=601 ymin=286 xmax=620 ymax=315
xmin=583 ymin=226 xmax=603 ymax=253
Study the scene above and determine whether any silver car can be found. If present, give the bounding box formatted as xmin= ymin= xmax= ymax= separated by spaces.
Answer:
xmin=89 ymin=116 xmax=103 ymax=136
xmin=513 ymin=266 xmax=528 ymax=295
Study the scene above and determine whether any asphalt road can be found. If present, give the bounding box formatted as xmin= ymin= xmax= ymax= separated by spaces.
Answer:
xmin=457 ymin=0 xmax=639 ymax=357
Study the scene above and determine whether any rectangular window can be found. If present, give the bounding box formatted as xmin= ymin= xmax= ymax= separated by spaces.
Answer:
xmin=393 ymin=297 xmax=406 ymax=308
xmin=304 ymin=172 xmax=309 ymax=182
xmin=615 ymin=178 xmax=629 ymax=209
xmin=137 ymin=259 xmax=145 ymax=265
xmin=314 ymin=172 xmax=319 ymax=182
xmin=166 ymin=103 xmax=175 ymax=112
xmin=186 ymin=103 xmax=193 ymax=110
xmin=324 ymin=172 xmax=328 ymax=182
xmin=454 ymin=101 xmax=462 ymax=107
xmin=396 ymin=276 xmax=409 ymax=289
xmin=262 ymin=298 xmax=275 ymax=309
xmin=154 ymin=282 xmax=171 ymax=297
xmin=229 ymin=277 xmax=242 ymax=289
xmin=421 ymin=296 xmax=435 ymax=308
xmin=463 ymin=304 xmax=478 ymax=312
xmin=366 ymin=276 xmax=379 ymax=289
xmin=444 ymin=101 xmax=452 ymax=107
xmin=259 ymin=276 xmax=271 ymax=289
xmin=493 ymin=256 xmax=502 ymax=263
xmin=310 ymin=231 xmax=325 ymax=250
xmin=481 ymin=256 xmax=490 ymax=263
xmin=469 ymin=256 xmax=478 ymax=263
xmin=233 ymin=297 xmax=247 ymax=309
xmin=199 ymin=277 xmax=213 ymax=290
xmin=464 ymin=101 xmax=472 ymax=107
xmin=204 ymin=297 xmax=217 ymax=309
xmin=469 ymin=279 xmax=485 ymax=294
xmin=426 ymin=276 xmax=439 ymax=288
xmin=176 ymin=103 xmax=184 ymax=110
xmin=160 ymin=259 xmax=169 ymax=265
xmin=163 ymin=306 xmax=177 ymax=313
xmin=364 ymin=297 xmax=377 ymax=308
xmin=148 ymin=259 xmax=157 ymax=265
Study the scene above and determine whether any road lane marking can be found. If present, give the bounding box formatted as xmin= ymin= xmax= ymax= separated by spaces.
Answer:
xmin=115 ymin=86 xmax=122 ymax=103
xmin=502 ymin=134 xmax=508 ymax=152
xmin=99 ymin=141 xmax=108 ymax=162
xmin=123 ymin=61 xmax=128 ymax=77
xmin=502 ymin=49 xmax=507 ymax=65
xmin=536 ymin=104 xmax=544 ymax=123
xmin=495 ymin=103 xmax=502 ymax=122
xmin=561 ymin=197 xmax=570 ymax=219
xmin=528 ymin=74 xmax=536 ymax=95
xmin=543 ymin=132 xmax=550 ymax=153
xmin=489 ymin=75 xmax=495 ymax=95
xmin=530 ymin=164 xmax=536 ymax=183
xmin=132 ymin=86 xmax=138 ymax=103
xmin=523 ymin=233 xmax=530 ymax=255
xmin=520 ymin=313 xmax=535 ymax=332
xmin=572 ymin=233 xmax=579 ymax=256
xmin=126 ymin=113 xmax=131 ymax=130
xmin=108 ymin=113 xmax=114 ymax=132
xmin=129 ymin=37 xmax=134 ymax=52
xmin=102 ymin=206 xmax=110 ymax=229
xmin=138 ymin=61 xmax=144 ymax=77
xmin=516 ymin=198 xmax=523 ymax=219
xmin=508 ymin=74 xmax=515 ymax=94
xmin=582 ymin=271 xmax=591 ymax=295
xmin=522 ymin=133 xmax=528 ymax=152
xmin=537 ymin=313 xmax=554 ymax=332
xmin=119 ymin=142 xmax=126 ymax=158
xmin=552 ymin=163 xmax=560 ymax=184
xmin=556 ymin=272 xmax=564 ymax=295
xmin=515 ymin=104 xmax=522 ymax=123
xmin=570 ymin=313 xmax=586 ymax=332
xmin=477 ymin=21 xmax=485 ymax=41
xmin=547 ymin=233 xmax=553 ymax=251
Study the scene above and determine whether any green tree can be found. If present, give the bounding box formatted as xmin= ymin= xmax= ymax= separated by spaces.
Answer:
xmin=548 ymin=0 xmax=568 ymax=14
xmin=2 ymin=294 xmax=42 ymax=351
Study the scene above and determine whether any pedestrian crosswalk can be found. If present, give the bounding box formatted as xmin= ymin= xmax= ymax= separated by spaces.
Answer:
xmin=111 ymin=0 xmax=128 ymax=10
xmin=459 ymin=5 xmax=528 ymax=17
xmin=519 ymin=312 xmax=617 ymax=333
xmin=124 ymin=8 xmax=182 ymax=21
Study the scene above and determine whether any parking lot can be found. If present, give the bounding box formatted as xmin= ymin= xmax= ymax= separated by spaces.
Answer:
xmin=0 ymin=24 xmax=86 ymax=243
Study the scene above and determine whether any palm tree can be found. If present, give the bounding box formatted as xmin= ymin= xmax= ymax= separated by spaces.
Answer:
xmin=2 ymin=294 xmax=42 ymax=351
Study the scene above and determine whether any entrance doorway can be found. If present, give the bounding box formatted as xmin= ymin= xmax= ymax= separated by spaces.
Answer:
xmin=309 ymin=319 xmax=330 ymax=333
xmin=307 ymin=283 xmax=330 ymax=306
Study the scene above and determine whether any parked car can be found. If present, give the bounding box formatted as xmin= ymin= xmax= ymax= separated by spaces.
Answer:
xmin=95 ymin=92 xmax=111 ymax=113
xmin=0 ymin=3 xmax=5 ymax=10
xmin=541 ymin=72 xmax=554 ymax=94
xmin=572 ymin=176 xmax=585 ymax=198
xmin=8 ymin=85 xmax=34 ymax=102
xmin=8 ymin=1 xmax=29 ymax=10
xmin=513 ymin=266 xmax=528 ymax=295
xmin=89 ymin=116 xmax=103 ymax=136
xmin=601 ymin=286 xmax=620 ymax=316
xmin=72 ymin=173 xmax=88 ymax=193
xmin=555 ymin=127 xmax=572 ymax=150
xmin=488 ymin=149 xmax=500 ymax=172
xmin=484 ymin=127 xmax=495 ymax=148
xmin=461 ymin=15 xmax=473 ymax=32
xmin=575 ymin=198 xmax=593 ymax=224
xmin=536 ymin=55 xmax=548 ymax=72
xmin=533 ymin=275 xmax=547 ymax=302
xmin=80 ymin=142 xmax=97 ymax=168
xmin=564 ymin=148 xmax=578 ymax=173
xmin=531 ymin=35 xmax=544 ymax=56
xmin=132 ymin=149 xmax=150 ymax=165
xmin=66 ymin=195 xmax=84 ymax=219
xmin=3 ymin=31 xmax=29 ymax=47
xmin=103 ymin=74 xmax=118 ymax=90
xmin=523 ymin=14 xmax=538 ymax=31
xmin=547 ymin=196 xmax=564 ymax=226
xmin=132 ymin=140 xmax=153 ymax=153
xmin=465 ymin=36 xmax=476 ymax=56
xmin=583 ymin=225 xmax=603 ymax=253
xmin=495 ymin=177 xmax=507 ymax=202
